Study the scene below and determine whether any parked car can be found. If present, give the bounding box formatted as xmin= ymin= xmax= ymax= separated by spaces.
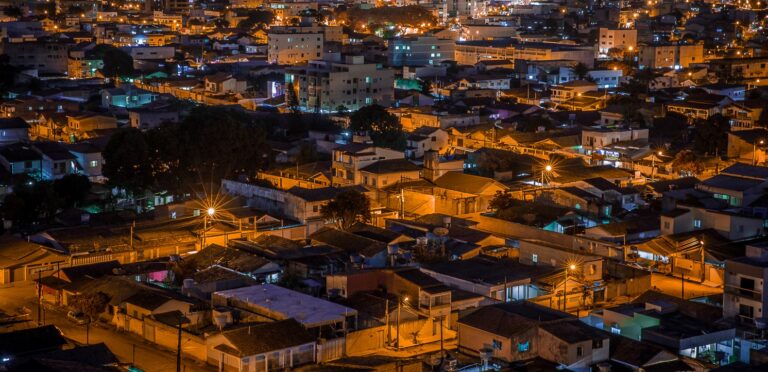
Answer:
xmin=67 ymin=311 xmax=89 ymax=325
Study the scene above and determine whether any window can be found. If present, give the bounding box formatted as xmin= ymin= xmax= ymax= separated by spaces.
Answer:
xmin=493 ymin=339 xmax=503 ymax=350
xmin=89 ymin=160 xmax=98 ymax=168
xmin=576 ymin=346 xmax=583 ymax=357
xmin=593 ymin=339 xmax=603 ymax=348
xmin=532 ymin=254 xmax=538 ymax=263
xmin=517 ymin=341 xmax=529 ymax=352
xmin=693 ymin=219 xmax=702 ymax=229
xmin=312 ymin=205 xmax=319 ymax=213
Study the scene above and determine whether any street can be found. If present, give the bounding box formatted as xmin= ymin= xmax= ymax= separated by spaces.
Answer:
xmin=0 ymin=282 xmax=214 ymax=372
xmin=650 ymin=273 xmax=723 ymax=300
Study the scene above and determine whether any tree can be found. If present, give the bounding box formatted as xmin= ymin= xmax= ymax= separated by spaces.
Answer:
xmin=103 ymin=128 xmax=154 ymax=194
xmin=2 ymin=6 xmax=21 ymax=18
xmin=237 ymin=10 xmax=274 ymax=30
xmin=572 ymin=62 xmax=590 ymax=80
xmin=349 ymin=105 xmax=406 ymax=150
xmin=1 ymin=176 xmax=62 ymax=226
xmin=92 ymin=45 xmax=134 ymax=78
xmin=70 ymin=292 xmax=110 ymax=320
xmin=0 ymin=54 xmax=20 ymax=97
xmin=53 ymin=174 xmax=91 ymax=208
xmin=490 ymin=191 xmax=515 ymax=211
xmin=420 ymin=79 xmax=433 ymax=96
xmin=321 ymin=189 xmax=371 ymax=230
xmin=692 ymin=114 xmax=729 ymax=156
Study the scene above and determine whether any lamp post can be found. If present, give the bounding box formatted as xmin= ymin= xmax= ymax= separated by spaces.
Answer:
xmin=651 ymin=151 xmax=662 ymax=181
xmin=202 ymin=207 xmax=215 ymax=249
xmin=396 ymin=295 xmax=409 ymax=351
xmin=563 ymin=264 xmax=576 ymax=313
xmin=541 ymin=164 xmax=552 ymax=187
xmin=754 ymin=140 xmax=764 ymax=165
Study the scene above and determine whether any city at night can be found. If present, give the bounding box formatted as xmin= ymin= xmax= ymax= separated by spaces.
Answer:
xmin=0 ymin=0 xmax=767 ymax=371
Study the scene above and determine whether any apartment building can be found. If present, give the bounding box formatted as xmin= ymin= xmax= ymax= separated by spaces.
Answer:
xmin=268 ymin=1 xmax=318 ymax=24
xmin=285 ymin=55 xmax=394 ymax=112
xmin=724 ymin=244 xmax=768 ymax=328
xmin=638 ymin=43 xmax=705 ymax=69
xmin=267 ymin=29 xmax=323 ymax=65
xmin=710 ymin=57 xmax=768 ymax=80
xmin=331 ymin=143 xmax=404 ymax=186
xmin=455 ymin=40 xmax=594 ymax=67
xmin=597 ymin=28 xmax=637 ymax=58
xmin=0 ymin=41 xmax=69 ymax=74
xmin=581 ymin=126 xmax=649 ymax=150
xmin=388 ymin=36 xmax=455 ymax=67
xmin=67 ymin=47 xmax=103 ymax=79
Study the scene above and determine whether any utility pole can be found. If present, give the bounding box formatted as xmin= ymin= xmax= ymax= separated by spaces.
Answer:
xmin=396 ymin=296 xmax=402 ymax=350
xmin=37 ymin=269 xmax=42 ymax=325
xmin=681 ymin=271 xmax=685 ymax=300
xmin=176 ymin=314 xmax=183 ymax=372
xmin=385 ymin=298 xmax=390 ymax=346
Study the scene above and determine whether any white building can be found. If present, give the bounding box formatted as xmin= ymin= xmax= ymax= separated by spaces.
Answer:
xmin=286 ymin=54 xmax=394 ymax=112
xmin=597 ymin=28 xmax=637 ymax=58
xmin=267 ymin=29 xmax=323 ymax=65
xmin=388 ymin=36 xmax=455 ymax=67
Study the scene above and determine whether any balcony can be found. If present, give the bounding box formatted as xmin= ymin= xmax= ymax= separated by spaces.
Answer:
xmin=725 ymin=285 xmax=763 ymax=301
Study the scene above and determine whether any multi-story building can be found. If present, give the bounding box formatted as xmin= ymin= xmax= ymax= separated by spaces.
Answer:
xmin=268 ymin=1 xmax=318 ymax=24
xmin=597 ymin=28 xmax=637 ymax=58
xmin=67 ymin=47 xmax=103 ymax=79
xmin=710 ymin=57 xmax=768 ymax=80
xmin=455 ymin=40 xmax=594 ymax=67
xmin=267 ymin=29 xmax=323 ymax=65
xmin=638 ymin=42 xmax=704 ymax=69
xmin=388 ymin=36 xmax=455 ymax=67
xmin=285 ymin=55 xmax=394 ymax=112
xmin=448 ymin=0 xmax=487 ymax=21
xmin=331 ymin=143 xmax=404 ymax=186
xmin=724 ymin=245 xmax=768 ymax=328
xmin=0 ymin=41 xmax=69 ymax=74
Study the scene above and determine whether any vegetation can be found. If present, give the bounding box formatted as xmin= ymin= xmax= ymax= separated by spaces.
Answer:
xmin=349 ymin=105 xmax=406 ymax=150
xmin=70 ymin=292 xmax=110 ymax=320
xmin=338 ymin=6 xmax=436 ymax=29
xmin=321 ymin=189 xmax=371 ymax=230
xmin=91 ymin=45 xmax=134 ymax=78
xmin=237 ymin=10 xmax=274 ymax=30
xmin=103 ymin=106 xmax=272 ymax=197
xmin=1 ymin=174 xmax=93 ymax=226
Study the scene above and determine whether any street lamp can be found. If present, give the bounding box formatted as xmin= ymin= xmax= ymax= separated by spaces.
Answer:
xmin=202 ymin=207 xmax=215 ymax=249
xmin=563 ymin=264 xmax=577 ymax=313
xmin=542 ymin=164 xmax=553 ymax=187
xmin=396 ymin=295 xmax=409 ymax=350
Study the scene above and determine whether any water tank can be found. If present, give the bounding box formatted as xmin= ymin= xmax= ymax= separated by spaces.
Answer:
xmin=182 ymin=278 xmax=195 ymax=288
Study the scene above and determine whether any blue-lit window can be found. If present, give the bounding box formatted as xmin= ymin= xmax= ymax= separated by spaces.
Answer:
xmin=517 ymin=341 xmax=529 ymax=352
xmin=493 ymin=339 xmax=502 ymax=350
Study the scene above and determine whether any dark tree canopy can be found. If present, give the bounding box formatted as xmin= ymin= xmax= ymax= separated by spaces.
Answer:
xmin=237 ymin=10 xmax=275 ymax=30
xmin=92 ymin=45 xmax=134 ymax=77
xmin=103 ymin=107 xmax=272 ymax=197
xmin=349 ymin=105 xmax=406 ymax=150
xmin=692 ymin=114 xmax=729 ymax=156
xmin=53 ymin=174 xmax=92 ymax=208
xmin=103 ymin=128 xmax=154 ymax=194
xmin=321 ymin=189 xmax=371 ymax=230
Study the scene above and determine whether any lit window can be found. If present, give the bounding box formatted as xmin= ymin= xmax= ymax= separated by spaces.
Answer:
xmin=517 ymin=341 xmax=529 ymax=352
xmin=693 ymin=219 xmax=702 ymax=229
xmin=532 ymin=254 xmax=538 ymax=263
xmin=89 ymin=160 xmax=98 ymax=168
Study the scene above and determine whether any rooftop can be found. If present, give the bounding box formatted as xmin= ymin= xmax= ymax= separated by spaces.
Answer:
xmin=213 ymin=284 xmax=357 ymax=328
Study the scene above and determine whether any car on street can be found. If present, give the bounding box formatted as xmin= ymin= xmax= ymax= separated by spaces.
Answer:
xmin=67 ymin=311 xmax=89 ymax=325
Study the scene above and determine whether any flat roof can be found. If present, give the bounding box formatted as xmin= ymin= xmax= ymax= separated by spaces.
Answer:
xmin=213 ymin=284 xmax=357 ymax=328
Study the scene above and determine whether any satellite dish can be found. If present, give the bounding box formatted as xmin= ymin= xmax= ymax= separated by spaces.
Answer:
xmin=433 ymin=227 xmax=449 ymax=237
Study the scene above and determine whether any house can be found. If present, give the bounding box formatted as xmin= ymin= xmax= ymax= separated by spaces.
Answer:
xmin=696 ymin=162 xmax=768 ymax=207
xmin=310 ymin=227 xmax=389 ymax=268
xmin=0 ymin=325 xmax=68 ymax=362
xmin=359 ymin=158 xmax=421 ymax=189
xmin=723 ymin=100 xmax=767 ymax=130
xmin=205 ymin=319 xmax=316 ymax=372
xmin=0 ymin=142 xmax=43 ymax=179
xmin=550 ymin=80 xmax=598 ymax=104
xmin=212 ymin=284 xmax=358 ymax=335
xmin=727 ymin=129 xmax=768 ymax=165
xmin=0 ymin=117 xmax=30 ymax=145
xmin=459 ymin=302 xmax=553 ymax=363
xmin=101 ymin=87 xmax=158 ymax=108
xmin=0 ymin=236 xmax=67 ymax=285
xmin=331 ymin=143 xmax=403 ymax=186
xmin=65 ymin=142 xmax=104 ymax=182
xmin=421 ymin=256 xmax=556 ymax=302
xmin=405 ymin=127 xmax=449 ymax=159
xmin=33 ymin=141 xmax=78 ymax=180
xmin=66 ymin=113 xmax=117 ymax=141
xmin=723 ymin=244 xmax=768 ymax=329
xmin=204 ymin=73 xmax=247 ymax=94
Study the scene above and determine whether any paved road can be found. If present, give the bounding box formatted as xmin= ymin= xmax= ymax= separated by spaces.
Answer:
xmin=0 ymin=282 xmax=214 ymax=372
xmin=651 ymin=273 xmax=723 ymax=300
